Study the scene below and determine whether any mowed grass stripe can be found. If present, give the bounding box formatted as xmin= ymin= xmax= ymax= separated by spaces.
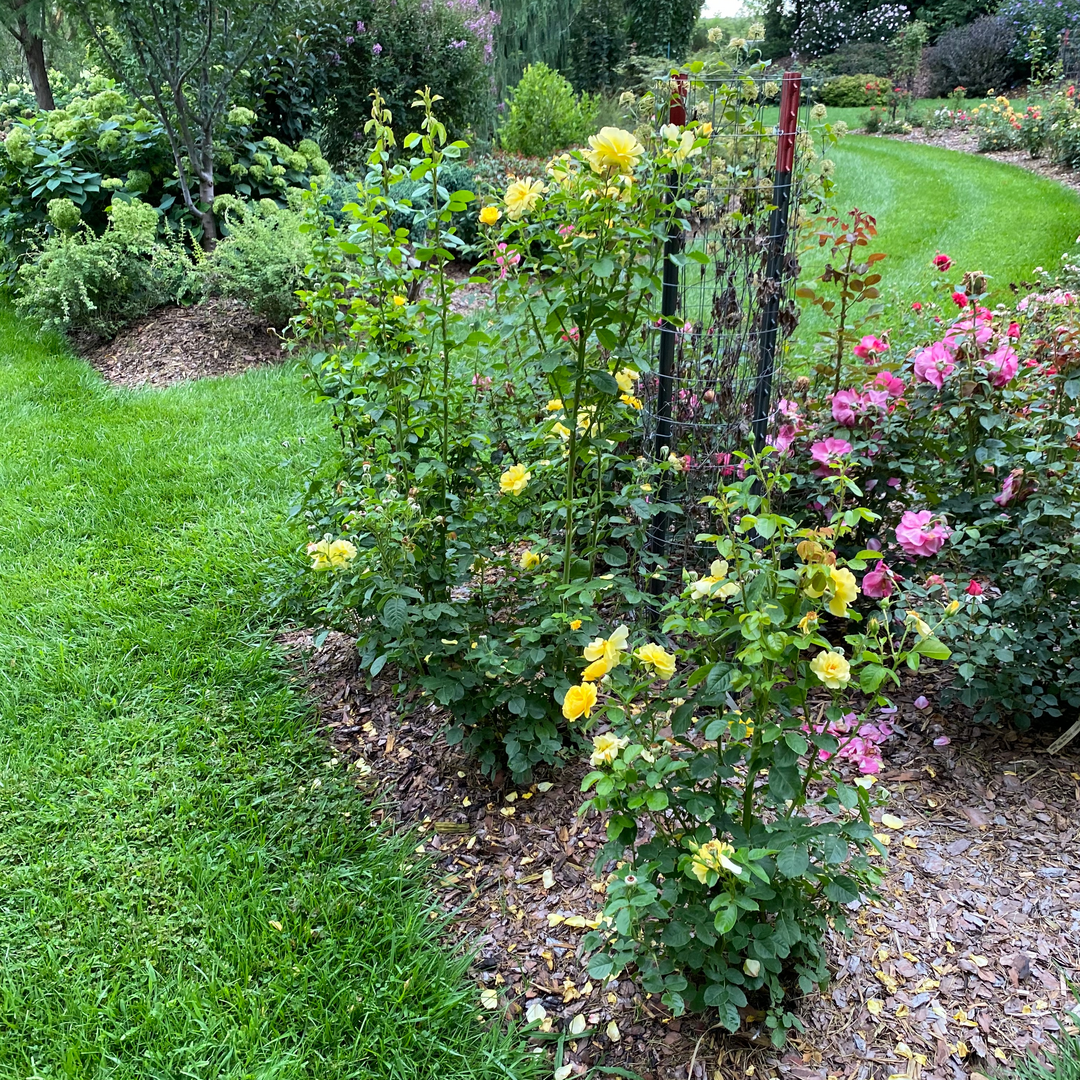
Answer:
xmin=0 ymin=309 xmax=534 ymax=1080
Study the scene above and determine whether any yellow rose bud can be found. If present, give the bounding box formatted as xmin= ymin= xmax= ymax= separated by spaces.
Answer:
xmin=570 ymin=619 xmax=582 ymax=631
xmin=392 ymin=294 xmax=407 ymax=306
xmin=479 ymin=205 xmax=501 ymax=225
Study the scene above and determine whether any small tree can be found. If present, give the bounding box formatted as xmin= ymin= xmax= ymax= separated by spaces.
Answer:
xmin=68 ymin=0 xmax=286 ymax=246
xmin=2 ymin=0 xmax=56 ymax=109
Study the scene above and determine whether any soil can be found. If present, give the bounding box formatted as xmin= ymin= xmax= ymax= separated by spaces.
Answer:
xmin=73 ymin=297 xmax=285 ymax=390
xmin=280 ymin=628 xmax=1080 ymax=1080
xmin=878 ymin=127 xmax=1080 ymax=197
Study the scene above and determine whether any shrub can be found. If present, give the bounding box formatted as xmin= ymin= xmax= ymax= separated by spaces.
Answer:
xmin=1045 ymin=85 xmax=1080 ymax=168
xmin=998 ymin=0 xmax=1080 ymax=60
xmin=288 ymin=82 xmax=835 ymax=779
xmin=0 ymin=73 xmax=328 ymax=271
xmin=581 ymin=463 xmax=952 ymax=1037
xmin=814 ymin=41 xmax=897 ymax=76
xmin=256 ymin=0 xmax=497 ymax=168
xmin=498 ymin=63 xmax=598 ymax=158
xmin=204 ymin=196 xmax=313 ymax=326
xmin=970 ymin=95 xmax=1022 ymax=151
xmin=15 ymin=198 xmax=203 ymax=337
xmin=793 ymin=0 xmax=908 ymax=60
xmin=786 ymin=213 xmax=1080 ymax=728
xmin=819 ymin=74 xmax=893 ymax=107
xmin=924 ymin=16 xmax=1020 ymax=97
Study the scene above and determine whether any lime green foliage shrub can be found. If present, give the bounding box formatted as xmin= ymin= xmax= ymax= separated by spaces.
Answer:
xmin=819 ymin=74 xmax=892 ymax=107
xmin=15 ymin=199 xmax=203 ymax=336
xmin=0 ymin=73 xmax=328 ymax=264
xmin=498 ymin=63 xmax=598 ymax=157
xmin=205 ymin=196 xmax=312 ymax=326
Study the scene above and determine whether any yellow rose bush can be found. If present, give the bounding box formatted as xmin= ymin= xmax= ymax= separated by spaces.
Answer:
xmin=577 ymin=461 xmax=956 ymax=1043
xmin=287 ymin=78 xmax=838 ymax=789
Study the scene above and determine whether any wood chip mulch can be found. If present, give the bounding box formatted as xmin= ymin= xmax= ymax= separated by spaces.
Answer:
xmin=278 ymin=628 xmax=1080 ymax=1080
xmin=74 ymin=296 xmax=285 ymax=389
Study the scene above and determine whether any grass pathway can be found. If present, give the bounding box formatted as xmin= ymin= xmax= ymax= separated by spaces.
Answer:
xmin=807 ymin=136 xmax=1080 ymax=313
xmin=0 ymin=310 xmax=534 ymax=1079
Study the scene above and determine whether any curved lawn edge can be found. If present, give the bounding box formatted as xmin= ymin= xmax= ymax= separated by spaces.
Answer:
xmin=806 ymin=135 xmax=1080 ymax=317
xmin=0 ymin=308 xmax=538 ymax=1080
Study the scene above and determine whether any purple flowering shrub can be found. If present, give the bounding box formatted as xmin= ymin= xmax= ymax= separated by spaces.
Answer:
xmin=778 ymin=217 xmax=1080 ymax=726
xmin=267 ymin=0 xmax=497 ymax=167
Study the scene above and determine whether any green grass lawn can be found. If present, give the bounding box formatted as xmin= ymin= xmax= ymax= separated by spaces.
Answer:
xmin=0 ymin=310 xmax=534 ymax=1079
xmin=799 ymin=135 xmax=1080 ymax=328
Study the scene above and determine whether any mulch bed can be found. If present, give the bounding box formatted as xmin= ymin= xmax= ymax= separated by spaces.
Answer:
xmin=878 ymin=127 xmax=1080 ymax=197
xmin=280 ymin=628 xmax=1080 ymax=1080
xmin=73 ymin=297 xmax=285 ymax=390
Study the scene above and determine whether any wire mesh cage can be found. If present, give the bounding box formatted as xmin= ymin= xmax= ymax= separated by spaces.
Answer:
xmin=641 ymin=69 xmax=810 ymax=574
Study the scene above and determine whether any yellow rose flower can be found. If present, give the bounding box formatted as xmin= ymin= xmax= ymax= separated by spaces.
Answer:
xmin=307 ymin=537 xmax=357 ymax=571
xmin=392 ymin=294 xmax=407 ymax=306
xmin=562 ymin=682 xmax=598 ymax=721
xmin=635 ymin=642 xmax=676 ymax=679
xmin=570 ymin=619 xmax=582 ymax=631
xmin=550 ymin=422 xmax=572 ymax=440
xmin=619 ymin=393 xmax=643 ymax=410
xmin=504 ymin=177 xmax=545 ymax=220
xmin=589 ymin=732 xmax=628 ymax=767
xmin=826 ymin=566 xmax=859 ymax=617
xmin=689 ymin=838 xmax=740 ymax=883
xmin=546 ymin=398 xmax=563 ymax=411
xmin=797 ymin=610 xmax=819 ymax=634
xmin=585 ymin=127 xmax=645 ymax=174
xmin=614 ymin=367 xmax=638 ymax=393
xmin=499 ymin=463 xmax=531 ymax=496
xmin=689 ymin=559 xmax=738 ymax=601
xmin=581 ymin=656 xmax=612 ymax=681
xmin=810 ymin=650 xmax=851 ymax=689
xmin=519 ymin=549 xmax=541 ymax=570
xmin=583 ymin=624 xmax=629 ymax=669
xmin=906 ymin=610 xmax=932 ymax=637
xmin=479 ymin=205 xmax=501 ymax=225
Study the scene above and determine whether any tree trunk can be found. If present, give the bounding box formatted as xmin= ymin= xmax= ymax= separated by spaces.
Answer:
xmin=197 ymin=159 xmax=217 ymax=250
xmin=15 ymin=15 xmax=54 ymax=111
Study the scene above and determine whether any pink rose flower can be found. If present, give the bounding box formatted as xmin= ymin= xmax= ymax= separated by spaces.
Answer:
xmin=810 ymin=437 xmax=853 ymax=466
xmin=933 ymin=253 xmax=952 ymax=272
xmin=773 ymin=423 xmax=799 ymax=454
xmin=873 ymin=371 xmax=905 ymax=397
xmin=895 ymin=509 xmax=951 ymax=558
xmin=862 ymin=560 xmax=895 ymax=599
xmin=993 ymin=468 xmax=1034 ymax=507
xmin=853 ymin=334 xmax=889 ymax=361
xmin=1008 ymin=321 xmax=1021 ymax=340
xmin=831 ymin=389 xmax=862 ymax=427
xmin=952 ymin=291 xmax=968 ymax=308
xmin=983 ymin=343 xmax=1019 ymax=387
xmin=913 ymin=341 xmax=956 ymax=389
xmin=911 ymin=301 xmax=922 ymax=312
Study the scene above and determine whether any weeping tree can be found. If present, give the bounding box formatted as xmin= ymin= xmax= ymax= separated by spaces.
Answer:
xmin=66 ymin=0 xmax=287 ymax=245
xmin=2 ymin=0 xmax=56 ymax=109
